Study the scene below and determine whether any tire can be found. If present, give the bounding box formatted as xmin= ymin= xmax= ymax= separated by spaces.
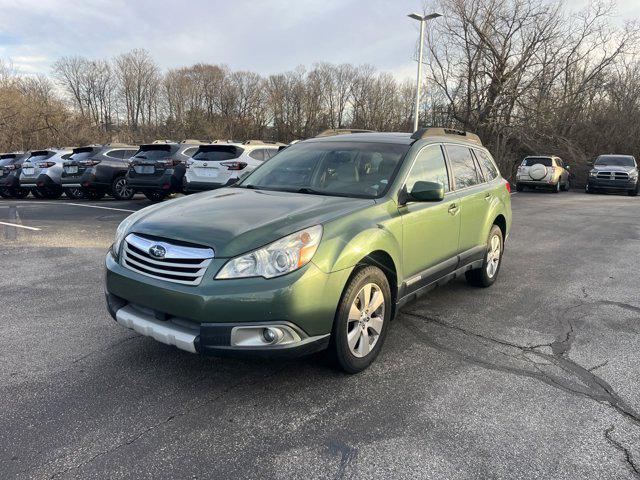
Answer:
xmin=64 ymin=187 xmax=85 ymax=200
xmin=85 ymin=189 xmax=106 ymax=200
xmin=515 ymin=183 xmax=524 ymax=192
xmin=328 ymin=265 xmax=392 ymax=374
xmin=552 ymin=182 xmax=560 ymax=193
xmin=111 ymin=175 xmax=135 ymax=200
xmin=144 ymin=191 xmax=168 ymax=202
xmin=8 ymin=187 xmax=29 ymax=199
xmin=628 ymin=184 xmax=639 ymax=197
xmin=0 ymin=188 xmax=10 ymax=198
xmin=561 ymin=179 xmax=570 ymax=191
xmin=466 ymin=225 xmax=504 ymax=288
xmin=30 ymin=188 xmax=44 ymax=199
xmin=39 ymin=186 xmax=63 ymax=199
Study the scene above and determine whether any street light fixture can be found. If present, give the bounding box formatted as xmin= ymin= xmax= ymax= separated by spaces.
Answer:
xmin=408 ymin=12 xmax=442 ymax=132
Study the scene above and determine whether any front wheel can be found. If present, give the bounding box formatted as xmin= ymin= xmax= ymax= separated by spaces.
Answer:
xmin=628 ymin=184 xmax=639 ymax=197
xmin=0 ymin=188 xmax=11 ymax=198
xmin=144 ymin=191 xmax=168 ymax=202
xmin=515 ymin=183 xmax=524 ymax=192
xmin=466 ymin=225 xmax=504 ymax=288
xmin=552 ymin=182 xmax=560 ymax=193
xmin=30 ymin=188 xmax=44 ymax=199
xmin=561 ymin=179 xmax=570 ymax=191
xmin=329 ymin=266 xmax=391 ymax=374
xmin=111 ymin=176 xmax=135 ymax=200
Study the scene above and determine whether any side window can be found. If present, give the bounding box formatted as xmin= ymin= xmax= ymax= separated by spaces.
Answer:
xmin=446 ymin=145 xmax=480 ymax=189
xmin=249 ymin=149 xmax=265 ymax=161
xmin=62 ymin=154 xmax=72 ymax=160
xmin=183 ymin=147 xmax=198 ymax=157
xmin=405 ymin=145 xmax=450 ymax=192
xmin=475 ymin=149 xmax=499 ymax=181
xmin=123 ymin=150 xmax=137 ymax=160
xmin=556 ymin=158 xmax=564 ymax=168
xmin=105 ymin=150 xmax=122 ymax=159
xmin=264 ymin=148 xmax=278 ymax=160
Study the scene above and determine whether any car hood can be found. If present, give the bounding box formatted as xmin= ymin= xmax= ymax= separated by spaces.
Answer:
xmin=129 ymin=187 xmax=374 ymax=258
xmin=593 ymin=165 xmax=637 ymax=173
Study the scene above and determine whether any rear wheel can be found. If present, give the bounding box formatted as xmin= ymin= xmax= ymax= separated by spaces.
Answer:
xmin=144 ymin=191 xmax=168 ymax=202
xmin=85 ymin=189 xmax=106 ymax=200
xmin=0 ymin=188 xmax=10 ymax=198
xmin=515 ymin=183 xmax=524 ymax=192
xmin=39 ymin=186 xmax=63 ymax=199
xmin=64 ymin=187 xmax=85 ymax=199
xmin=328 ymin=266 xmax=391 ymax=374
xmin=466 ymin=225 xmax=503 ymax=288
xmin=8 ymin=187 xmax=29 ymax=199
xmin=30 ymin=188 xmax=43 ymax=198
xmin=111 ymin=175 xmax=135 ymax=200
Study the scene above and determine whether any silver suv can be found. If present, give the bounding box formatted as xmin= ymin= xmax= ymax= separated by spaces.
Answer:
xmin=20 ymin=148 xmax=73 ymax=199
xmin=515 ymin=156 xmax=570 ymax=193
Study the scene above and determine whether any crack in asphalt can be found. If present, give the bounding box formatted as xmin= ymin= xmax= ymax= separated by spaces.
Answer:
xmin=400 ymin=299 xmax=640 ymax=476
xmin=400 ymin=303 xmax=640 ymax=425
xmin=328 ymin=440 xmax=358 ymax=480
xmin=605 ymin=426 xmax=640 ymax=477
xmin=45 ymin=364 xmax=290 ymax=479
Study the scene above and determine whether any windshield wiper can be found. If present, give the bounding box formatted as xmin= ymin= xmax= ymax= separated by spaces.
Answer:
xmin=293 ymin=187 xmax=331 ymax=196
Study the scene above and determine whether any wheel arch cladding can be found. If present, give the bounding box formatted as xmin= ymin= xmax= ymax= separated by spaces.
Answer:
xmin=493 ymin=214 xmax=507 ymax=238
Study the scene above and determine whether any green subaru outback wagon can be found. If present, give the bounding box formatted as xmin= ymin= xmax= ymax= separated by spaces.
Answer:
xmin=105 ymin=128 xmax=512 ymax=373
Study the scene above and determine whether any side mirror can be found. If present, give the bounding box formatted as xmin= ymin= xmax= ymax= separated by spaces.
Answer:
xmin=409 ymin=181 xmax=445 ymax=202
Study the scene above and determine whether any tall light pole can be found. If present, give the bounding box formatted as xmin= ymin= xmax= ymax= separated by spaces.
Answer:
xmin=408 ymin=12 xmax=442 ymax=132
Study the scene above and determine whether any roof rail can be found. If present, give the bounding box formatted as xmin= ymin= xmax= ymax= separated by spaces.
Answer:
xmin=242 ymin=139 xmax=285 ymax=146
xmin=152 ymin=139 xmax=177 ymax=144
xmin=315 ymin=129 xmax=375 ymax=138
xmin=411 ymin=127 xmax=482 ymax=145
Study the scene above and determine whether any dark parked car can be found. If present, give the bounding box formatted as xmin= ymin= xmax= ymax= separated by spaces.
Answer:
xmin=0 ymin=152 xmax=30 ymax=198
xmin=586 ymin=155 xmax=638 ymax=196
xmin=126 ymin=140 xmax=205 ymax=201
xmin=61 ymin=144 xmax=138 ymax=200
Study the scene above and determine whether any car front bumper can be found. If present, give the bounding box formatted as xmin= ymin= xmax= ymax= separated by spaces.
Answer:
xmin=104 ymin=251 xmax=350 ymax=357
xmin=588 ymin=178 xmax=637 ymax=190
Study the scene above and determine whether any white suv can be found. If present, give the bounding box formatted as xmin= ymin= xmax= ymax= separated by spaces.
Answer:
xmin=184 ymin=140 xmax=282 ymax=193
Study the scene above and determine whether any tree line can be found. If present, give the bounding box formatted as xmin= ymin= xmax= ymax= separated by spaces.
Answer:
xmin=0 ymin=0 xmax=638 ymax=183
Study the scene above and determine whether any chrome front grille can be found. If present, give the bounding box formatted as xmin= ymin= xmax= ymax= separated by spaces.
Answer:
xmin=122 ymin=234 xmax=214 ymax=286
xmin=596 ymin=171 xmax=629 ymax=180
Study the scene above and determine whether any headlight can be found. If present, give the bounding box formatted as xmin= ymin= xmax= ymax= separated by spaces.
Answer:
xmin=111 ymin=215 xmax=135 ymax=258
xmin=629 ymin=171 xmax=638 ymax=180
xmin=589 ymin=170 xmax=598 ymax=177
xmin=216 ymin=225 xmax=323 ymax=279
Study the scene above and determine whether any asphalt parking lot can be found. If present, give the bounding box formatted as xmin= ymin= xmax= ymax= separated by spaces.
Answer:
xmin=1 ymin=190 xmax=639 ymax=479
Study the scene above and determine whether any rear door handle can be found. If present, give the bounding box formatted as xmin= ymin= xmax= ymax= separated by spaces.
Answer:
xmin=448 ymin=203 xmax=459 ymax=215
xmin=484 ymin=192 xmax=492 ymax=201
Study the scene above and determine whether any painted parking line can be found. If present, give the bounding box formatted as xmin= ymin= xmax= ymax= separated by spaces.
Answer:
xmin=0 ymin=221 xmax=41 ymax=231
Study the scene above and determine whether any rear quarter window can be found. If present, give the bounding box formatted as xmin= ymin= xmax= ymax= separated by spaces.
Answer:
xmin=475 ymin=149 xmax=499 ymax=180
xmin=446 ymin=145 xmax=481 ymax=189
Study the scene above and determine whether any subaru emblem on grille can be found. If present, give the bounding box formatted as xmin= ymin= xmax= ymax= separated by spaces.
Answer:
xmin=149 ymin=245 xmax=166 ymax=259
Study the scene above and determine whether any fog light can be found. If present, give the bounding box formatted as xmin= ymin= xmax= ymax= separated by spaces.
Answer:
xmin=263 ymin=328 xmax=277 ymax=344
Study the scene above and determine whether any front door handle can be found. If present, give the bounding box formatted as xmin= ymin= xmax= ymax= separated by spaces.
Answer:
xmin=448 ymin=203 xmax=459 ymax=215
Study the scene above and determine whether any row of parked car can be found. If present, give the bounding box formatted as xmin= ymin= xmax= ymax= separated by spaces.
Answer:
xmin=514 ymin=153 xmax=639 ymax=196
xmin=1 ymin=135 xmax=637 ymax=202
xmin=0 ymin=139 xmax=286 ymax=201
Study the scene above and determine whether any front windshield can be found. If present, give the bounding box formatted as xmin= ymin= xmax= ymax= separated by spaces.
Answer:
xmin=595 ymin=156 xmax=636 ymax=167
xmin=237 ymin=141 xmax=409 ymax=198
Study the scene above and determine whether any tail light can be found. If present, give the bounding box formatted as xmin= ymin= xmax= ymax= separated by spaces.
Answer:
xmin=37 ymin=161 xmax=56 ymax=168
xmin=505 ymin=182 xmax=511 ymax=193
xmin=157 ymin=158 xmax=182 ymax=168
xmin=81 ymin=159 xmax=102 ymax=166
xmin=220 ymin=161 xmax=248 ymax=171
xmin=5 ymin=164 xmax=17 ymax=171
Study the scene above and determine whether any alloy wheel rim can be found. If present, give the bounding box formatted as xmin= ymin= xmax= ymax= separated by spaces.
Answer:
xmin=116 ymin=179 xmax=132 ymax=197
xmin=347 ymin=283 xmax=385 ymax=358
xmin=486 ymin=234 xmax=501 ymax=278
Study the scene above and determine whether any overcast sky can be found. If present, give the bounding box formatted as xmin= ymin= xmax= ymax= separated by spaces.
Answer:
xmin=0 ymin=0 xmax=638 ymax=80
